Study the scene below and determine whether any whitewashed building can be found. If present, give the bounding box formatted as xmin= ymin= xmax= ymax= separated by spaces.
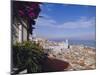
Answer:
xmin=12 ymin=17 xmax=32 ymax=44
xmin=43 ymin=40 xmax=69 ymax=54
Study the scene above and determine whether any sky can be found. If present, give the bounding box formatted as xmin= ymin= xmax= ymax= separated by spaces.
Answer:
xmin=33 ymin=3 xmax=96 ymax=40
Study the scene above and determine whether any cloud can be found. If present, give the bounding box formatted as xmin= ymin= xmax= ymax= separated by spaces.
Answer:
xmin=36 ymin=16 xmax=95 ymax=29
xmin=57 ymin=17 xmax=95 ymax=29
xmin=35 ymin=16 xmax=95 ymax=40
xmin=36 ymin=17 xmax=57 ymax=28
xmin=40 ymin=14 xmax=51 ymax=19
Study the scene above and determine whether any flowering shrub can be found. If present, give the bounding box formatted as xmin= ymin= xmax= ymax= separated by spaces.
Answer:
xmin=12 ymin=1 xmax=41 ymax=34
xmin=13 ymin=1 xmax=41 ymax=19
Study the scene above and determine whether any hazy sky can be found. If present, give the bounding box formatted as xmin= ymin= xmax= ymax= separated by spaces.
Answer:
xmin=34 ymin=3 xmax=96 ymax=40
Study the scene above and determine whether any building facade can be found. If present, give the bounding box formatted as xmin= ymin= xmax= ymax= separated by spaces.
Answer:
xmin=12 ymin=1 xmax=41 ymax=44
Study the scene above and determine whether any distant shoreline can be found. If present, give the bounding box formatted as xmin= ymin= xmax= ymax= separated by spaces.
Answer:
xmin=48 ymin=39 xmax=96 ymax=48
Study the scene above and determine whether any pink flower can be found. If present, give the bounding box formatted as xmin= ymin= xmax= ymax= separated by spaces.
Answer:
xmin=18 ymin=10 xmax=24 ymax=16
xmin=29 ymin=13 xmax=35 ymax=18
